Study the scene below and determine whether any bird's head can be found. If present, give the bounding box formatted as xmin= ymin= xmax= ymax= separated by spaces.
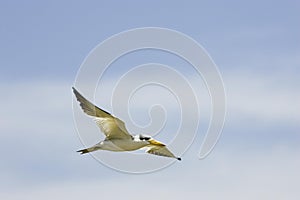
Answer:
xmin=137 ymin=134 xmax=165 ymax=146
xmin=138 ymin=134 xmax=152 ymax=141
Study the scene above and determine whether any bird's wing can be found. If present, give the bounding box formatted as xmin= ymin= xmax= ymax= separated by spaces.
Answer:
xmin=72 ymin=87 xmax=132 ymax=140
xmin=93 ymin=117 xmax=132 ymax=140
xmin=146 ymin=144 xmax=181 ymax=160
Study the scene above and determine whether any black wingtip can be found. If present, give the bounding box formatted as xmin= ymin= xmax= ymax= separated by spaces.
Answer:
xmin=72 ymin=87 xmax=77 ymax=92
xmin=177 ymin=157 xmax=182 ymax=161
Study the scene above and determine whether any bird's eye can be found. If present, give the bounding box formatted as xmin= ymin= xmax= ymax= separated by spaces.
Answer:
xmin=139 ymin=135 xmax=151 ymax=141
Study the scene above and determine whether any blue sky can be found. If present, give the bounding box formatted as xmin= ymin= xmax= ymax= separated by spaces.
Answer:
xmin=1 ymin=0 xmax=299 ymax=199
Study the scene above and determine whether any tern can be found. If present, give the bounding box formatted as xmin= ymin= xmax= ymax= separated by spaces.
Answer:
xmin=73 ymin=87 xmax=181 ymax=161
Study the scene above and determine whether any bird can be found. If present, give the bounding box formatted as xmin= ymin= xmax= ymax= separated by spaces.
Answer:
xmin=72 ymin=87 xmax=181 ymax=161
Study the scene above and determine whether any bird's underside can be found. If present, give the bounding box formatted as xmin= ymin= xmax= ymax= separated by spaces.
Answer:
xmin=72 ymin=87 xmax=181 ymax=161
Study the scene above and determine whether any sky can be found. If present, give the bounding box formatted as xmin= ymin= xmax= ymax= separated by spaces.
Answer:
xmin=1 ymin=0 xmax=300 ymax=199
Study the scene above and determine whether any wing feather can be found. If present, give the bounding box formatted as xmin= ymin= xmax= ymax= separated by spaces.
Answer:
xmin=72 ymin=87 xmax=132 ymax=140
xmin=146 ymin=145 xmax=181 ymax=160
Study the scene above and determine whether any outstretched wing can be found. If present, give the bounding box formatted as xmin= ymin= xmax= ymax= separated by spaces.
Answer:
xmin=146 ymin=144 xmax=181 ymax=161
xmin=72 ymin=87 xmax=132 ymax=140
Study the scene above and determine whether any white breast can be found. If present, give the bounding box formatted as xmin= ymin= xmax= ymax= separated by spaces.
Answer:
xmin=99 ymin=139 xmax=148 ymax=151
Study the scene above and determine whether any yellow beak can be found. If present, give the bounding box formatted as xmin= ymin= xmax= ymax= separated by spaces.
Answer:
xmin=149 ymin=139 xmax=165 ymax=146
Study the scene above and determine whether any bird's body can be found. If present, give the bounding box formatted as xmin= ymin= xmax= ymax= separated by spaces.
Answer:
xmin=73 ymin=87 xmax=181 ymax=161
xmin=90 ymin=137 xmax=149 ymax=152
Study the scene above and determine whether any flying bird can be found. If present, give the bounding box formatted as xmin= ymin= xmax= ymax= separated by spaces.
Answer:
xmin=72 ymin=87 xmax=181 ymax=161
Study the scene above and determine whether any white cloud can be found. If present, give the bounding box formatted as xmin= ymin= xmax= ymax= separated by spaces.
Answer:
xmin=0 ymin=68 xmax=299 ymax=199
xmin=224 ymin=69 xmax=300 ymax=124
xmin=2 ymin=146 xmax=300 ymax=200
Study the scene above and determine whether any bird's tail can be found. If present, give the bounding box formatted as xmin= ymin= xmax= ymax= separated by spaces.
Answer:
xmin=77 ymin=146 xmax=98 ymax=154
